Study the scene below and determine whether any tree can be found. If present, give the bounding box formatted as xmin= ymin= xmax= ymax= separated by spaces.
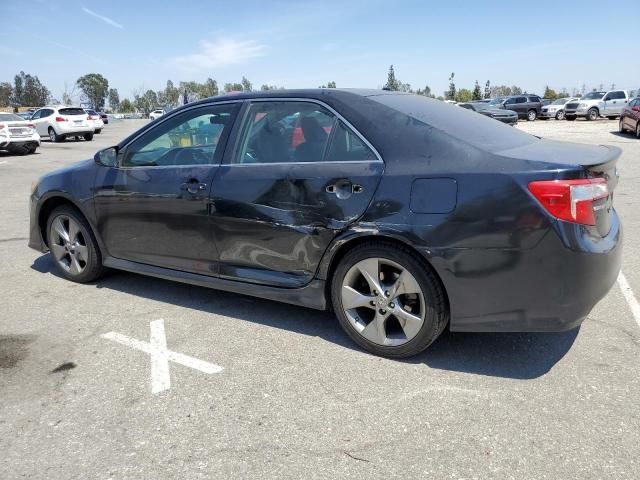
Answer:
xmin=446 ymin=72 xmax=456 ymax=101
xmin=484 ymin=80 xmax=491 ymax=99
xmin=472 ymin=80 xmax=482 ymax=101
xmin=12 ymin=71 xmax=49 ymax=107
xmin=76 ymin=73 xmax=109 ymax=109
xmin=119 ymin=98 xmax=134 ymax=113
xmin=223 ymin=82 xmax=243 ymax=93
xmin=511 ymin=85 xmax=523 ymax=95
xmin=202 ymin=78 xmax=219 ymax=97
xmin=134 ymin=89 xmax=158 ymax=115
xmin=543 ymin=86 xmax=557 ymax=100
xmin=490 ymin=85 xmax=512 ymax=97
xmin=384 ymin=65 xmax=400 ymax=91
xmin=416 ymin=85 xmax=434 ymax=97
xmin=319 ymin=81 xmax=337 ymax=88
xmin=241 ymin=76 xmax=253 ymax=92
xmin=455 ymin=88 xmax=473 ymax=103
xmin=108 ymin=88 xmax=120 ymax=111
xmin=0 ymin=82 xmax=12 ymax=107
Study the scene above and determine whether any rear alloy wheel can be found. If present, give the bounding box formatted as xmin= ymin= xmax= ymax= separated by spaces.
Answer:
xmin=331 ymin=243 xmax=447 ymax=358
xmin=84 ymin=133 xmax=94 ymax=141
xmin=48 ymin=127 xmax=62 ymax=143
xmin=527 ymin=109 xmax=537 ymax=121
xmin=556 ymin=110 xmax=565 ymax=120
xmin=619 ymin=118 xmax=626 ymax=133
xmin=587 ymin=108 xmax=598 ymax=121
xmin=46 ymin=205 xmax=104 ymax=283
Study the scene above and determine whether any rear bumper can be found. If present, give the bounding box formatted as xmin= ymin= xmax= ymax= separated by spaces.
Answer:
xmin=56 ymin=125 xmax=93 ymax=135
xmin=426 ymin=213 xmax=622 ymax=332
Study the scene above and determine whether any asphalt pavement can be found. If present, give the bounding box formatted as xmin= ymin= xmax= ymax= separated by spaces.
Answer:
xmin=1 ymin=117 xmax=639 ymax=479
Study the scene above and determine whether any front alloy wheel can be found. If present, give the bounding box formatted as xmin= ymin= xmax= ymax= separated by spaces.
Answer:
xmin=331 ymin=243 xmax=448 ymax=358
xmin=556 ymin=110 xmax=565 ymax=120
xmin=527 ymin=110 xmax=537 ymax=121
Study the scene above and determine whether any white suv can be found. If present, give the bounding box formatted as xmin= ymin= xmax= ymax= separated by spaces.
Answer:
xmin=149 ymin=109 xmax=164 ymax=120
xmin=0 ymin=112 xmax=41 ymax=154
xmin=30 ymin=106 xmax=94 ymax=142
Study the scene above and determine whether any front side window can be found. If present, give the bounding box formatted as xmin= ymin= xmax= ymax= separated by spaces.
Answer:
xmin=234 ymin=101 xmax=335 ymax=164
xmin=123 ymin=104 xmax=236 ymax=167
xmin=516 ymin=97 xmax=527 ymax=104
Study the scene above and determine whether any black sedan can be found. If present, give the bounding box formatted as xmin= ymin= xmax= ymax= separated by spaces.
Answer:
xmin=458 ymin=102 xmax=518 ymax=124
xmin=28 ymin=89 xmax=622 ymax=358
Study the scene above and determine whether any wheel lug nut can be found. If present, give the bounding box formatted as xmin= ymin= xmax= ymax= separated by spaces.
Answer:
xmin=389 ymin=302 xmax=395 ymax=308
xmin=379 ymin=309 xmax=386 ymax=315
xmin=373 ymin=290 xmax=378 ymax=296
xmin=370 ymin=300 xmax=376 ymax=306
xmin=385 ymin=290 xmax=390 ymax=297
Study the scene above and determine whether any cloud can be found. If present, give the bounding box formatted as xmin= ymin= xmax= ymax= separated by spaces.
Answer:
xmin=168 ymin=38 xmax=266 ymax=71
xmin=81 ymin=7 xmax=124 ymax=29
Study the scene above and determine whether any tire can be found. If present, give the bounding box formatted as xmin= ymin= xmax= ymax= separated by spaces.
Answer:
xmin=330 ymin=242 xmax=448 ymax=358
xmin=46 ymin=205 xmax=104 ymax=283
xmin=527 ymin=109 xmax=537 ymax=121
xmin=566 ymin=115 xmax=576 ymax=121
xmin=95 ymin=129 xmax=102 ymax=134
xmin=556 ymin=110 xmax=565 ymax=120
xmin=636 ymin=122 xmax=640 ymax=139
xmin=619 ymin=118 xmax=626 ymax=133
xmin=48 ymin=127 xmax=63 ymax=143
xmin=586 ymin=108 xmax=598 ymax=121
xmin=84 ymin=133 xmax=94 ymax=141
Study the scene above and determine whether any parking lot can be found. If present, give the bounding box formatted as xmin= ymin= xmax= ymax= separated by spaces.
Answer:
xmin=1 ymin=118 xmax=639 ymax=479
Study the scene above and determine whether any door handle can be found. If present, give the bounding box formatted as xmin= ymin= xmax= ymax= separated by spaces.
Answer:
xmin=325 ymin=180 xmax=364 ymax=199
xmin=181 ymin=180 xmax=207 ymax=194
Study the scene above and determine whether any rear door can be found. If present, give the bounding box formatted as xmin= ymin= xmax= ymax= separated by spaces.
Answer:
xmin=209 ymin=99 xmax=384 ymax=287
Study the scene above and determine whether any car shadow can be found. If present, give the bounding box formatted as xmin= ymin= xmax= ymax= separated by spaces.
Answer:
xmin=31 ymin=254 xmax=578 ymax=380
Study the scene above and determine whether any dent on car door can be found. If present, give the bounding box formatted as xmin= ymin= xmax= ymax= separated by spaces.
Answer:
xmin=209 ymin=100 xmax=383 ymax=288
xmin=93 ymin=102 xmax=240 ymax=274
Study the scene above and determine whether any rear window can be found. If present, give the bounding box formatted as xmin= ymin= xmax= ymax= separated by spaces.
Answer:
xmin=369 ymin=93 xmax=536 ymax=152
xmin=59 ymin=108 xmax=87 ymax=116
xmin=0 ymin=113 xmax=24 ymax=121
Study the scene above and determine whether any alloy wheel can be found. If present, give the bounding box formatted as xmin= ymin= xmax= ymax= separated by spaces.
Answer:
xmin=619 ymin=119 xmax=625 ymax=133
xmin=49 ymin=128 xmax=56 ymax=142
xmin=556 ymin=110 xmax=565 ymax=120
xmin=49 ymin=215 xmax=89 ymax=276
xmin=340 ymin=257 xmax=425 ymax=346
xmin=636 ymin=123 xmax=640 ymax=139
xmin=528 ymin=110 xmax=536 ymax=121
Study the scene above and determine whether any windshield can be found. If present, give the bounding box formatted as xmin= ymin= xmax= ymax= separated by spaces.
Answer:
xmin=0 ymin=113 xmax=25 ymax=122
xmin=582 ymin=92 xmax=605 ymax=100
xmin=552 ymin=98 xmax=568 ymax=105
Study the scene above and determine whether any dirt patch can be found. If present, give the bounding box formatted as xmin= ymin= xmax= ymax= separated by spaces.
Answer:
xmin=0 ymin=334 xmax=37 ymax=369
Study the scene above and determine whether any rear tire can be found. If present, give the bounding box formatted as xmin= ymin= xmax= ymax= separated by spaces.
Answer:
xmin=84 ymin=133 xmax=94 ymax=141
xmin=331 ymin=242 xmax=448 ymax=358
xmin=527 ymin=109 xmax=537 ymax=121
xmin=586 ymin=108 xmax=598 ymax=121
xmin=48 ymin=127 xmax=63 ymax=143
xmin=46 ymin=205 xmax=104 ymax=283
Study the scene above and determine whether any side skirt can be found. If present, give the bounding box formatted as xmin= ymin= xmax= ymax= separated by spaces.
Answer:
xmin=103 ymin=257 xmax=327 ymax=310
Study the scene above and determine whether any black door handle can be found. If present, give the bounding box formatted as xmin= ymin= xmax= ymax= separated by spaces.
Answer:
xmin=325 ymin=180 xmax=364 ymax=199
xmin=181 ymin=180 xmax=207 ymax=194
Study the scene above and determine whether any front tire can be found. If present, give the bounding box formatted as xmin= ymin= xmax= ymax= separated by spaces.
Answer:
xmin=586 ymin=108 xmax=598 ymax=121
xmin=331 ymin=242 xmax=448 ymax=358
xmin=527 ymin=109 xmax=537 ymax=121
xmin=619 ymin=118 xmax=626 ymax=133
xmin=84 ymin=133 xmax=94 ymax=141
xmin=556 ymin=110 xmax=565 ymax=120
xmin=636 ymin=122 xmax=640 ymax=139
xmin=46 ymin=205 xmax=104 ymax=283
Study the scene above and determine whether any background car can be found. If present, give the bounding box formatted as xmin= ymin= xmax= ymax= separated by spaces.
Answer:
xmin=539 ymin=97 xmax=579 ymax=120
xmin=0 ymin=112 xmax=40 ymax=154
xmin=500 ymin=95 xmax=544 ymax=121
xmin=16 ymin=111 xmax=32 ymax=121
xmin=619 ymin=97 xmax=640 ymax=138
xmin=98 ymin=112 xmax=109 ymax=124
xmin=30 ymin=106 xmax=94 ymax=142
xmin=574 ymin=90 xmax=630 ymax=120
xmin=149 ymin=109 xmax=164 ymax=120
xmin=84 ymin=109 xmax=105 ymax=134
xmin=458 ymin=102 xmax=518 ymax=124
xmin=29 ymin=89 xmax=621 ymax=359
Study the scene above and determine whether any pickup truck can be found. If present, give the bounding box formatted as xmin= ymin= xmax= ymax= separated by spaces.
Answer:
xmin=564 ymin=90 xmax=630 ymax=121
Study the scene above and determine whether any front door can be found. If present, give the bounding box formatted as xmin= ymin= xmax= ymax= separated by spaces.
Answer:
xmin=209 ymin=100 xmax=384 ymax=287
xmin=93 ymin=102 xmax=239 ymax=275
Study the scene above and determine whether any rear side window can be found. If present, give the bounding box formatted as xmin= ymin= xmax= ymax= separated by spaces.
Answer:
xmin=326 ymin=121 xmax=377 ymax=161
xmin=609 ymin=91 xmax=626 ymax=100
xmin=59 ymin=108 xmax=87 ymax=116
xmin=529 ymin=96 xmax=541 ymax=103
xmin=516 ymin=97 xmax=527 ymax=104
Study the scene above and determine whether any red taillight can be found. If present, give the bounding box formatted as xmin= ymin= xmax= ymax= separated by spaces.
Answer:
xmin=528 ymin=178 xmax=608 ymax=226
xmin=26 ymin=123 xmax=35 ymax=128
xmin=0 ymin=124 xmax=5 ymax=129
xmin=55 ymin=116 xmax=66 ymax=122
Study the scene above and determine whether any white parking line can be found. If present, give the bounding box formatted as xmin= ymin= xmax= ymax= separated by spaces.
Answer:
xmin=101 ymin=319 xmax=223 ymax=394
xmin=618 ymin=272 xmax=640 ymax=329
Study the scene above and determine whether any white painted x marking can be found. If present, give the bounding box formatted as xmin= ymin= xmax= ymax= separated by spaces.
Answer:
xmin=101 ymin=319 xmax=223 ymax=394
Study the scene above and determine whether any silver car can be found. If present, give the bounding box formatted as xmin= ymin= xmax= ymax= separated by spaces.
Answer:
xmin=539 ymin=97 xmax=579 ymax=120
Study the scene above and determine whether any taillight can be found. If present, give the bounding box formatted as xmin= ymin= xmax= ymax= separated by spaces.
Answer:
xmin=55 ymin=116 xmax=66 ymax=122
xmin=26 ymin=123 xmax=35 ymax=128
xmin=0 ymin=124 xmax=5 ymax=129
xmin=528 ymin=178 xmax=608 ymax=226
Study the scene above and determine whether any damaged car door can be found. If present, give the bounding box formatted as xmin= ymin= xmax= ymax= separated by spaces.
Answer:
xmin=209 ymin=99 xmax=383 ymax=287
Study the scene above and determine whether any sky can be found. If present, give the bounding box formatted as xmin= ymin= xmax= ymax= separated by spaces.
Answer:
xmin=2 ymin=0 xmax=639 ymax=102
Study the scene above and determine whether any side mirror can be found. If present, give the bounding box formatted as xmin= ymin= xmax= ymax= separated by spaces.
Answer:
xmin=95 ymin=146 xmax=118 ymax=167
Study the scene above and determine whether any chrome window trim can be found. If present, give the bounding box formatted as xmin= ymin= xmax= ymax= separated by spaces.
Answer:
xmin=228 ymin=97 xmax=383 ymax=165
